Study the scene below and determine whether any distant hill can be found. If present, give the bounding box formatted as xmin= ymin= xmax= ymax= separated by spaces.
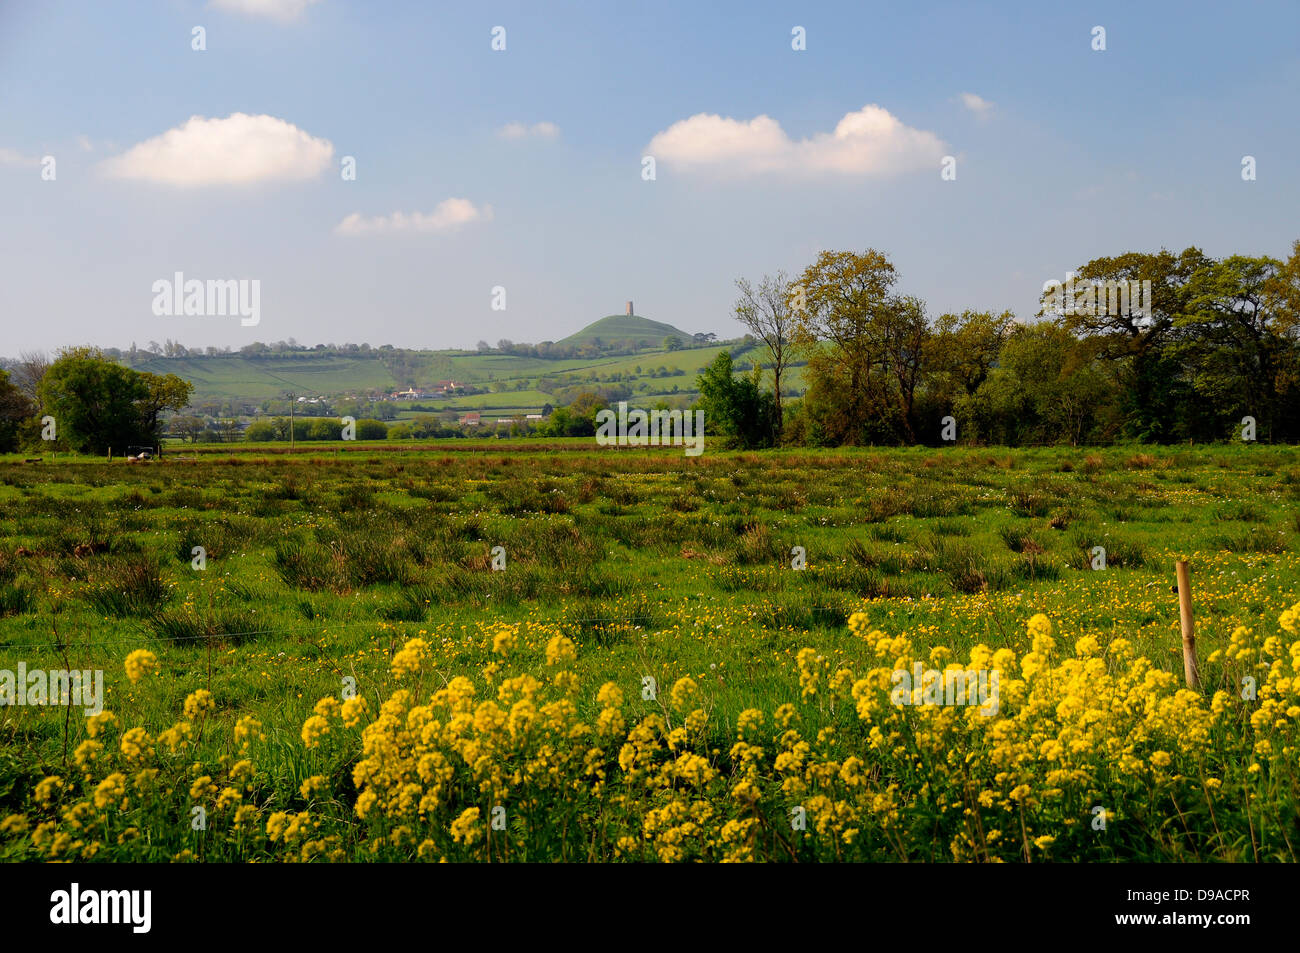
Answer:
xmin=557 ymin=314 xmax=694 ymax=350
xmin=89 ymin=314 xmax=758 ymax=414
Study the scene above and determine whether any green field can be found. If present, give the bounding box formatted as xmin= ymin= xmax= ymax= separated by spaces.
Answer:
xmin=133 ymin=354 xmax=402 ymax=402
xmin=127 ymin=313 xmax=741 ymax=415
xmin=128 ymin=331 xmax=756 ymax=417
xmin=1 ymin=444 xmax=1298 ymax=862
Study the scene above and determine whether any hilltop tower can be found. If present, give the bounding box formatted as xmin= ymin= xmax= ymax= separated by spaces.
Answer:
xmin=626 ymin=301 xmax=634 ymax=316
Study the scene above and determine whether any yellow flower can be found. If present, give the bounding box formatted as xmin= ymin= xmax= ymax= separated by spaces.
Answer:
xmin=552 ymin=670 xmax=581 ymax=695
xmin=183 ymin=689 xmax=215 ymax=721
xmin=736 ymin=708 xmax=765 ymax=737
xmin=391 ymin=638 xmax=430 ymax=679
xmin=234 ymin=715 xmax=265 ymax=748
xmin=492 ymin=626 xmax=517 ymax=657
xmin=158 ymin=721 xmax=193 ymax=753
xmin=124 ymin=649 xmax=158 ymax=684
xmin=119 ymin=727 xmax=153 ymax=762
xmin=300 ymin=775 xmax=327 ymax=800
xmin=341 ymin=696 xmax=368 ymax=728
xmin=731 ymin=777 xmax=761 ymax=803
xmin=189 ymin=775 xmax=217 ymax=801
xmin=266 ymin=811 xmax=290 ymax=842
xmin=1027 ymin=614 xmax=1053 ymax=639
xmin=450 ymin=807 xmax=482 ymax=845
xmin=92 ymin=773 xmax=126 ymax=810
xmin=73 ymin=739 xmax=103 ymax=771
xmin=545 ymin=635 xmax=578 ymax=666
xmin=301 ymin=715 xmax=330 ymax=749
xmin=669 ymin=677 xmax=699 ymax=713
xmin=133 ymin=768 xmax=158 ymax=795
xmin=34 ymin=776 xmax=63 ymax=806
xmin=85 ymin=711 xmax=118 ymax=738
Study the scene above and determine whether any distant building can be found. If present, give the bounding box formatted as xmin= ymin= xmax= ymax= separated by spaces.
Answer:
xmin=459 ymin=412 xmax=481 ymax=427
xmin=626 ymin=301 xmax=634 ymax=316
xmin=524 ymin=414 xmax=543 ymax=421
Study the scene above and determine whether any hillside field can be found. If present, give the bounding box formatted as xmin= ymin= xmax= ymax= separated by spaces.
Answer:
xmin=125 ymin=316 xmax=755 ymax=414
xmin=0 ymin=444 xmax=1298 ymax=862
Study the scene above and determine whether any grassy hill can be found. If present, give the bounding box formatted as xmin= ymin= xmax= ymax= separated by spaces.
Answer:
xmin=118 ymin=314 xmax=764 ymax=417
xmin=556 ymin=314 xmax=695 ymax=349
xmin=133 ymin=354 xmax=398 ymax=401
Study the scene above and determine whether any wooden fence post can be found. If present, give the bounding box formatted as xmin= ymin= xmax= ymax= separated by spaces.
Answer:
xmin=1176 ymin=560 xmax=1200 ymax=689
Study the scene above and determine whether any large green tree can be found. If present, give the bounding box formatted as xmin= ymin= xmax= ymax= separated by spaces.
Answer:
xmin=1179 ymin=252 xmax=1300 ymax=441
xmin=961 ymin=322 xmax=1112 ymax=446
xmin=924 ymin=309 xmax=1016 ymax=409
xmin=794 ymin=249 xmax=941 ymax=445
xmin=794 ymin=249 xmax=904 ymax=445
xmin=38 ymin=347 xmax=193 ymax=454
xmin=1049 ymin=247 xmax=1209 ymax=441
xmin=0 ymin=369 xmax=35 ymax=452
xmin=695 ymin=351 xmax=776 ymax=449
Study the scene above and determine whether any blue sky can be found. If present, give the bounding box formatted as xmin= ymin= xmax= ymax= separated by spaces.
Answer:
xmin=2 ymin=0 xmax=1298 ymax=354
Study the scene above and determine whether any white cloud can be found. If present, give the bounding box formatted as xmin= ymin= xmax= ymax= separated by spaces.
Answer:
xmin=334 ymin=199 xmax=492 ymax=236
xmin=0 ymin=147 xmax=38 ymax=167
xmin=958 ymin=92 xmax=995 ymax=119
xmin=209 ymin=0 xmax=323 ymax=21
xmin=100 ymin=113 xmax=334 ymax=186
xmin=646 ymin=105 xmax=947 ymax=177
xmin=497 ymin=121 xmax=560 ymax=140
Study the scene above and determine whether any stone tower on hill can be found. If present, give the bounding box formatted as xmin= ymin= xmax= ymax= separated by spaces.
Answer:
xmin=626 ymin=301 xmax=633 ymax=316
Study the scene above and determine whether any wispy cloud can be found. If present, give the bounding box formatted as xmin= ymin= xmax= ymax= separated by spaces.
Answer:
xmin=334 ymin=198 xmax=492 ymax=236
xmin=209 ymin=0 xmax=323 ymax=22
xmin=646 ymin=104 xmax=947 ymax=177
xmin=0 ymin=147 xmax=39 ymax=167
xmin=497 ymin=121 xmax=560 ymax=140
xmin=100 ymin=113 xmax=334 ymax=186
xmin=957 ymin=92 xmax=995 ymax=119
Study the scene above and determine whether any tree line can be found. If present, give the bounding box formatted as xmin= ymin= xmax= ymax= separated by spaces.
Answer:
xmin=704 ymin=243 xmax=1300 ymax=448
xmin=7 ymin=241 xmax=1297 ymax=455
xmin=0 ymin=347 xmax=192 ymax=454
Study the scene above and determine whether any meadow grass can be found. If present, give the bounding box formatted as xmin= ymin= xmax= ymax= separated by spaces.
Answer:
xmin=0 ymin=443 xmax=1297 ymax=861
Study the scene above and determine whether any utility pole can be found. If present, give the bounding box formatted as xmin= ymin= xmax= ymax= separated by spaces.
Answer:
xmin=289 ymin=392 xmax=295 ymax=453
